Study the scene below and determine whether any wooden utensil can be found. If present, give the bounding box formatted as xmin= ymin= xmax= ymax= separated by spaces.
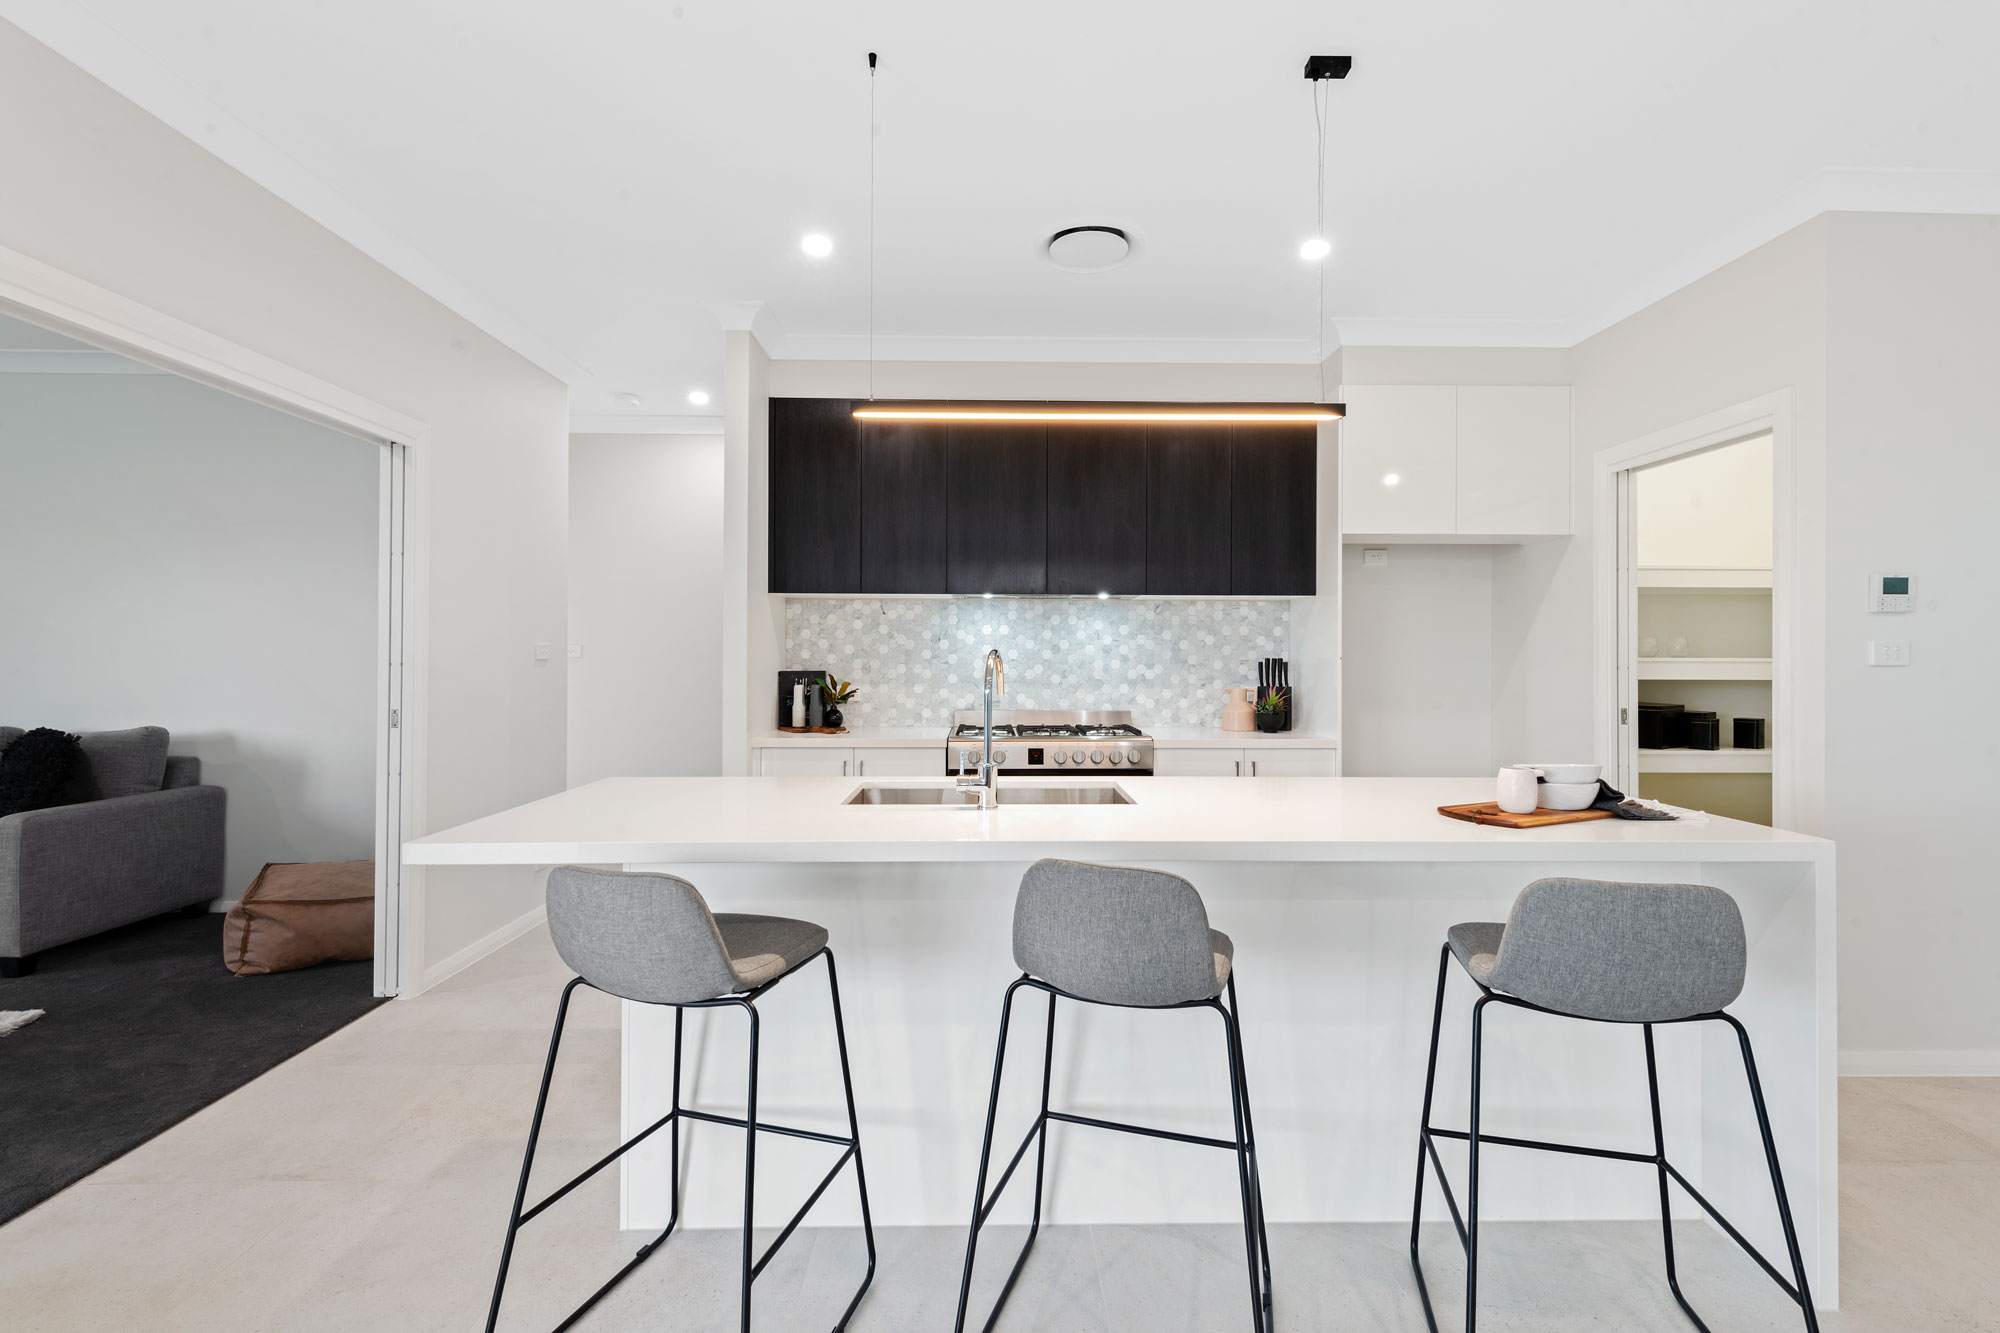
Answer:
xmin=1437 ymin=801 xmax=1616 ymax=829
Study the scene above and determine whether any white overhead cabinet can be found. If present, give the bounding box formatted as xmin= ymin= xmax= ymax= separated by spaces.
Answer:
xmin=1339 ymin=384 xmax=1571 ymax=539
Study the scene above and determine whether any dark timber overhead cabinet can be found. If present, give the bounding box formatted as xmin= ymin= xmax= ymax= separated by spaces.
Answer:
xmin=767 ymin=399 xmax=1317 ymax=595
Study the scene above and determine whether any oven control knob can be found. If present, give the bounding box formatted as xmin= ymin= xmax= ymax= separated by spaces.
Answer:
xmin=1090 ymin=750 xmax=1105 ymax=764
xmin=960 ymin=748 xmax=977 ymax=769
xmin=1107 ymin=749 xmax=1123 ymax=765
xmin=1071 ymin=749 xmax=1086 ymax=764
xmin=992 ymin=749 xmax=1007 ymax=765
xmin=1053 ymin=750 xmax=1067 ymax=765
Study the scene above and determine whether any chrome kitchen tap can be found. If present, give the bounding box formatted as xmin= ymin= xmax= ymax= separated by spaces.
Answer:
xmin=956 ymin=648 xmax=1005 ymax=808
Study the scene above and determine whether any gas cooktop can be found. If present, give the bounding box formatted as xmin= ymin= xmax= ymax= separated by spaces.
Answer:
xmin=944 ymin=710 xmax=1152 ymax=774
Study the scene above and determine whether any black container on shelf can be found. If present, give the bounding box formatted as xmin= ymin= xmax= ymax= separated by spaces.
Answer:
xmin=1637 ymin=702 xmax=1686 ymax=750
xmin=1687 ymin=715 xmax=1721 ymax=750
xmin=1734 ymin=717 xmax=1768 ymax=749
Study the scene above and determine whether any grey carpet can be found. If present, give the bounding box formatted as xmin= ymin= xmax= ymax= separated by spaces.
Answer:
xmin=0 ymin=910 xmax=385 ymax=1224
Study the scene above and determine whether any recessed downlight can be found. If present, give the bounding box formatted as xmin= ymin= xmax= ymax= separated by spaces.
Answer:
xmin=1045 ymin=226 xmax=1131 ymax=272
xmin=1382 ymin=473 xmax=1401 ymax=487
xmin=801 ymin=233 xmax=834 ymax=258
xmin=1299 ymin=237 xmax=1332 ymax=262
xmin=615 ymin=392 xmax=643 ymax=407
xmin=687 ymin=389 xmax=711 ymax=406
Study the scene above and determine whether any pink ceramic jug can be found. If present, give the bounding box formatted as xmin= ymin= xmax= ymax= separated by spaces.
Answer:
xmin=1222 ymin=687 xmax=1255 ymax=732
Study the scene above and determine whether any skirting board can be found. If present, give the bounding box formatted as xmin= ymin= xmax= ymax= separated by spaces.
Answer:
xmin=1841 ymin=1049 xmax=2000 ymax=1077
xmin=417 ymin=903 xmax=548 ymax=994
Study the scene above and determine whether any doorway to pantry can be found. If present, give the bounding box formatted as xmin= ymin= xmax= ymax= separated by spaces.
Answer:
xmin=1628 ymin=433 xmax=1774 ymax=822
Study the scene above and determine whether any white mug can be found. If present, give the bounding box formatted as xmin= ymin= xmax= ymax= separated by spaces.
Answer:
xmin=1496 ymin=765 xmax=1544 ymax=814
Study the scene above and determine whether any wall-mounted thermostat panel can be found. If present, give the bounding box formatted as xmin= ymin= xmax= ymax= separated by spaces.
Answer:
xmin=1868 ymin=572 xmax=1915 ymax=613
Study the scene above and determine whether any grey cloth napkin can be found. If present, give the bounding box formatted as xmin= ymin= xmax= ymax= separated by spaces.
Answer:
xmin=1588 ymin=778 xmax=1677 ymax=820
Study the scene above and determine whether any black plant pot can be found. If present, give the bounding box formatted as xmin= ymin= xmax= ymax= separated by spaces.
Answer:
xmin=1256 ymin=713 xmax=1283 ymax=733
xmin=822 ymin=706 xmax=844 ymax=729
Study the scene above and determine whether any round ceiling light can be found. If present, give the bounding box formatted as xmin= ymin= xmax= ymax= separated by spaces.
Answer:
xmin=1299 ymin=237 xmax=1332 ymax=262
xmin=1045 ymin=225 xmax=1131 ymax=272
xmin=687 ymin=389 xmax=711 ymax=406
xmin=801 ymin=233 xmax=834 ymax=258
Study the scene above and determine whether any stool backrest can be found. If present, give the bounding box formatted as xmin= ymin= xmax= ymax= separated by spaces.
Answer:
xmin=546 ymin=867 xmax=741 ymax=1005
xmin=1012 ymin=858 xmax=1217 ymax=1007
xmin=1486 ymin=877 xmax=1747 ymax=1022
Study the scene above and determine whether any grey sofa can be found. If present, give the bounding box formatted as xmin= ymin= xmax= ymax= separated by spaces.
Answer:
xmin=0 ymin=727 xmax=225 ymax=977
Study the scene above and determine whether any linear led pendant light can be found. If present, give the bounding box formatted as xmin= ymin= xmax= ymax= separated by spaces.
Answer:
xmin=851 ymin=56 xmax=1350 ymax=427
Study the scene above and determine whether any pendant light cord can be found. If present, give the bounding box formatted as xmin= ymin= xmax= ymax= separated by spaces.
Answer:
xmin=868 ymin=52 xmax=878 ymax=402
xmin=1313 ymin=77 xmax=1330 ymax=402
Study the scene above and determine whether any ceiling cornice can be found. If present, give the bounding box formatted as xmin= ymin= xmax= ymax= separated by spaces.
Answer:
xmin=569 ymin=413 xmax=724 ymax=435
xmin=0 ymin=347 xmax=162 ymax=373
xmin=0 ymin=0 xmax=598 ymax=388
xmin=775 ymin=332 xmax=1326 ymax=365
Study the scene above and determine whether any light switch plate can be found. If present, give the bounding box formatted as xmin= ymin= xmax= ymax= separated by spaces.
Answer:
xmin=534 ymin=641 xmax=552 ymax=662
xmin=1362 ymin=548 xmax=1389 ymax=568
xmin=567 ymin=644 xmax=582 ymax=658
xmin=1867 ymin=640 xmax=1910 ymax=667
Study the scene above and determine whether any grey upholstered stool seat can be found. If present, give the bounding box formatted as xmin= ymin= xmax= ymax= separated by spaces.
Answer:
xmin=487 ymin=867 xmax=874 ymax=1333
xmin=1413 ymin=876 xmax=1818 ymax=1333
xmin=959 ymin=859 xmax=1271 ymax=1332
xmin=545 ymin=866 xmax=829 ymax=1005
xmin=1443 ymin=876 xmax=1748 ymax=1023
xmin=1011 ymin=857 xmax=1235 ymax=1006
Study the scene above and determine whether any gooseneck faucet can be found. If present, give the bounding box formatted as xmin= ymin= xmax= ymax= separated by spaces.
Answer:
xmin=956 ymin=647 xmax=1005 ymax=808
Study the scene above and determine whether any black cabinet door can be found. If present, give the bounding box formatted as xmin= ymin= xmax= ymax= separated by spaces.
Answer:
xmin=860 ymin=422 xmax=948 ymax=592
xmin=948 ymin=425 xmax=1046 ymax=594
xmin=1046 ymin=427 xmax=1146 ymax=595
xmin=768 ymin=398 xmax=860 ymax=592
xmin=1145 ymin=426 xmax=1232 ymax=594
xmin=1230 ymin=425 xmax=1317 ymax=594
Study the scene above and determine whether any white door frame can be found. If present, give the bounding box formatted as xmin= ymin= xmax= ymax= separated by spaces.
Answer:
xmin=1591 ymin=389 xmax=1805 ymax=829
xmin=0 ymin=243 xmax=430 ymax=996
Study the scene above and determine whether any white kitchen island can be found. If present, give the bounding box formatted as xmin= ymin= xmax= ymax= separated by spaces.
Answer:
xmin=404 ymin=774 xmax=1837 ymax=1306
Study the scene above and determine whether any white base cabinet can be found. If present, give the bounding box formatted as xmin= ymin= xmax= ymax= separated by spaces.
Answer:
xmin=757 ymin=748 xmax=853 ymax=777
xmin=1152 ymin=746 xmax=1339 ymax=777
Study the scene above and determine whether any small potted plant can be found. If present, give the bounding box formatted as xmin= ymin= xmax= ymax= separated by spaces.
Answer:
xmin=817 ymin=676 xmax=859 ymax=729
xmin=1254 ymin=687 xmax=1288 ymax=733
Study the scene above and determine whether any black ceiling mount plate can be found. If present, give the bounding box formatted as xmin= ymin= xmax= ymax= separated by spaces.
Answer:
xmin=1303 ymin=55 xmax=1352 ymax=80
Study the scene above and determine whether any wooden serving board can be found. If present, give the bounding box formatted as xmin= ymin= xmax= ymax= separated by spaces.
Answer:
xmin=777 ymin=725 xmax=850 ymax=735
xmin=1438 ymin=801 xmax=1615 ymax=829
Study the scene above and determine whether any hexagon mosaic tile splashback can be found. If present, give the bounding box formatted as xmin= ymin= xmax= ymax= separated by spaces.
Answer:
xmin=783 ymin=599 xmax=1291 ymax=728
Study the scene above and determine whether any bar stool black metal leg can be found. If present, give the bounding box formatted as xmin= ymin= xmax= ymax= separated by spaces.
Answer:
xmin=669 ymin=1007 xmax=684 ymax=1233
xmin=1224 ymin=976 xmax=1273 ymax=1324
xmin=1217 ymin=996 xmax=1270 ymax=1333
xmin=822 ymin=949 xmax=877 ymax=1330
xmin=738 ymin=999 xmax=761 ymax=1333
xmin=1644 ymin=1024 xmax=1714 ymax=1332
xmin=1724 ymin=1014 xmax=1821 ymax=1332
xmin=486 ymin=977 xmax=585 ymax=1333
xmin=1409 ymin=945 xmax=1454 ymax=1331
xmin=954 ymin=976 xmax=1048 ymax=1333
xmin=1463 ymin=994 xmax=1492 ymax=1333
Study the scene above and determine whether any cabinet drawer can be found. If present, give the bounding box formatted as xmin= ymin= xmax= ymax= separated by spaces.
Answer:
xmin=853 ymin=748 xmax=943 ymax=777
xmin=1242 ymin=748 xmax=1339 ymax=777
xmin=756 ymin=748 xmax=855 ymax=777
xmin=1152 ymin=747 xmax=1246 ymax=777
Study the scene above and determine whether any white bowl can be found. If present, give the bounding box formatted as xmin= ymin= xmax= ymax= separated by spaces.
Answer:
xmin=1537 ymin=781 xmax=1601 ymax=811
xmin=1531 ymin=763 xmax=1601 ymax=785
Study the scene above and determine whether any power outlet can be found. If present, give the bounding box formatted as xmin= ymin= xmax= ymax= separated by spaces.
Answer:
xmin=1362 ymin=548 xmax=1389 ymax=568
xmin=1867 ymin=640 xmax=1910 ymax=667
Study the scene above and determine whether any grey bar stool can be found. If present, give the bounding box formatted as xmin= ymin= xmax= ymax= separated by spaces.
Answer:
xmin=1410 ymin=877 xmax=1818 ymax=1333
xmin=954 ymin=858 xmax=1272 ymax=1333
xmin=485 ymin=867 xmax=875 ymax=1333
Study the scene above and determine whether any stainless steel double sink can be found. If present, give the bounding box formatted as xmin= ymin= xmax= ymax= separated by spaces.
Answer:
xmin=843 ymin=783 xmax=1134 ymax=807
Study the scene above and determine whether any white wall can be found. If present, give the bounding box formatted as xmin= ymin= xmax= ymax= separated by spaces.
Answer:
xmin=0 ymin=21 xmax=571 ymax=985
xmin=1824 ymin=212 xmax=2000 ymax=1068
xmin=568 ymin=433 xmax=724 ymax=784
xmin=0 ymin=371 xmax=376 ymax=902
xmin=1340 ymin=544 xmax=1497 ymax=775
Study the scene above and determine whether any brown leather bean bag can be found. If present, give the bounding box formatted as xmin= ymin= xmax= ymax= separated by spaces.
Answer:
xmin=224 ymin=860 xmax=374 ymax=976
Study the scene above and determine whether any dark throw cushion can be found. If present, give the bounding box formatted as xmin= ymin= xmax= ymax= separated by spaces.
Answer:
xmin=0 ymin=728 xmax=84 ymax=818
xmin=63 ymin=726 xmax=171 ymax=803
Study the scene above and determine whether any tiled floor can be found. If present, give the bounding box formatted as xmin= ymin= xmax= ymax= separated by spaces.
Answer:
xmin=1 ymin=928 xmax=1994 ymax=1331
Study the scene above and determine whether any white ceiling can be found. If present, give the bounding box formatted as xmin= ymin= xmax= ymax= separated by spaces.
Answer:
xmin=6 ymin=1 xmax=1999 ymax=423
